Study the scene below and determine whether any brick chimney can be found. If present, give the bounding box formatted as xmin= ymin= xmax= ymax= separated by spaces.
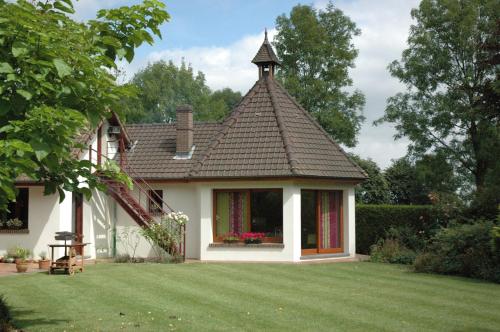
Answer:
xmin=175 ymin=105 xmax=193 ymax=157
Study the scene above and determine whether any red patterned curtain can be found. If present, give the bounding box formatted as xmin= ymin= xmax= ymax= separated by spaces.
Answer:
xmin=216 ymin=191 xmax=248 ymax=236
xmin=319 ymin=191 xmax=341 ymax=249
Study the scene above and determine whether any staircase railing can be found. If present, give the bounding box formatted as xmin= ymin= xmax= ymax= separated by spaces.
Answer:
xmin=89 ymin=145 xmax=185 ymax=260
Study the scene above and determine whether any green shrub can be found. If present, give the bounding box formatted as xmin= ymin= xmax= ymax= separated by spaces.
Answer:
xmin=370 ymin=238 xmax=417 ymax=265
xmin=413 ymin=220 xmax=500 ymax=283
xmin=141 ymin=212 xmax=187 ymax=262
xmin=356 ymin=204 xmax=445 ymax=254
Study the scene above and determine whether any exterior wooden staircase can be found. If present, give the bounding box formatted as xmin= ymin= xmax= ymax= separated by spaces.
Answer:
xmin=94 ymin=143 xmax=185 ymax=259
xmin=105 ymin=180 xmax=156 ymax=228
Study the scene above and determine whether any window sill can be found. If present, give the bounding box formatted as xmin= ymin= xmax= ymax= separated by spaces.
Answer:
xmin=209 ymin=243 xmax=284 ymax=249
xmin=0 ymin=229 xmax=29 ymax=234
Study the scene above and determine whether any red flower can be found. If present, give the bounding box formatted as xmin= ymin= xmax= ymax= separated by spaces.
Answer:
xmin=240 ymin=232 xmax=265 ymax=240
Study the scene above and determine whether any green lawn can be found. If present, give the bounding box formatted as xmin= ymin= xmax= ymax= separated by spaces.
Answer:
xmin=1 ymin=262 xmax=500 ymax=331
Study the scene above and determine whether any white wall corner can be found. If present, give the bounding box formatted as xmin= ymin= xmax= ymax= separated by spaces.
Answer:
xmin=198 ymin=186 xmax=212 ymax=260
xmin=58 ymin=190 xmax=73 ymax=232
xmin=347 ymin=187 xmax=356 ymax=257
xmin=283 ymin=185 xmax=301 ymax=262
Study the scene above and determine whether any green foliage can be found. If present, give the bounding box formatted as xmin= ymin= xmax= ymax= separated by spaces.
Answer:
xmin=385 ymin=154 xmax=461 ymax=205
xmin=140 ymin=213 xmax=187 ymax=262
xmin=370 ymin=225 xmax=427 ymax=265
xmin=370 ymin=238 xmax=417 ymax=265
xmin=274 ymin=1 xmax=365 ymax=147
xmin=349 ymin=154 xmax=390 ymax=204
xmin=414 ymin=220 xmax=500 ymax=283
xmin=376 ymin=0 xmax=500 ymax=214
xmin=123 ymin=60 xmax=242 ymax=123
xmin=14 ymin=247 xmax=30 ymax=261
xmin=0 ymin=0 xmax=169 ymax=211
xmin=356 ymin=204 xmax=444 ymax=254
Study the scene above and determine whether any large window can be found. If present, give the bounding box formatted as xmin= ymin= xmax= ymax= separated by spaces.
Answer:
xmin=213 ymin=189 xmax=283 ymax=242
xmin=0 ymin=188 xmax=29 ymax=231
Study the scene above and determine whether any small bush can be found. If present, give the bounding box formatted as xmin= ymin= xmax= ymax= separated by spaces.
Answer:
xmin=114 ymin=254 xmax=145 ymax=263
xmin=114 ymin=254 xmax=131 ymax=263
xmin=356 ymin=204 xmax=445 ymax=254
xmin=413 ymin=252 xmax=439 ymax=273
xmin=141 ymin=212 xmax=187 ymax=261
xmin=369 ymin=225 xmax=431 ymax=265
xmin=413 ymin=220 xmax=500 ymax=283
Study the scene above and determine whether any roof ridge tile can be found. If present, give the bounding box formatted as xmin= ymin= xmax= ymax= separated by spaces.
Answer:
xmin=270 ymin=79 xmax=368 ymax=178
xmin=265 ymin=76 xmax=299 ymax=175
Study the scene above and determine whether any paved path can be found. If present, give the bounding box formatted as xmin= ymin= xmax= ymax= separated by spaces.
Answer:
xmin=0 ymin=263 xmax=46 ymax=276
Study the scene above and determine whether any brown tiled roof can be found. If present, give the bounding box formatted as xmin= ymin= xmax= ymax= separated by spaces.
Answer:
xmin=188 ymin=76 xmax=367 ymax=180
xmin=122 ymin=123 xmax=220 ymax=179
xmin=122 ymin=75 xmax=366 ymax=181
xmin=252 ymin=31 xmax=281 ymax=65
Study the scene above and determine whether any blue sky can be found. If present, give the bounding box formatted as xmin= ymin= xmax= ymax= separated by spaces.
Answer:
xmin=74 ymin=0 xmax=421 ymax=168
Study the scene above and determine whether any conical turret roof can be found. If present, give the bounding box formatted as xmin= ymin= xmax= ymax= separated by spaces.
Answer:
xmin=189 ymin=75 xmax=366 ymax=180
xmin=251 ymin=30 xmax=281 ymax=65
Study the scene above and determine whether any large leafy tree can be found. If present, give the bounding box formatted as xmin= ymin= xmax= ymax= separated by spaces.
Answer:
xmin=385 ymin=154 xmax=460 ymax=205
xmin=376 ymin=0 xmax=499 ymax=209
xmin=124 ymin=60 xmax=242 ymax=123
xmin=274 ymin=1 xmax=365 ymax=147
xmin=0 ymin=0 xmax=169 ymax=210
xmin=349 ymin=154 xmax=390 ymax=204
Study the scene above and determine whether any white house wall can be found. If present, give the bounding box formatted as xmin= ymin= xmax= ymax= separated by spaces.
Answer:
xmin=0 ymin=187 xmax=61 ymax=259
xmin=112 ymin=183 xmax=200 ymax=259
xmin=197 ymin=181 xmax=301 ymax=262
xmin=109 ymin=179 xmax=356 ymax=262
xmin=6 ymin=169 xmax=356 ymax=262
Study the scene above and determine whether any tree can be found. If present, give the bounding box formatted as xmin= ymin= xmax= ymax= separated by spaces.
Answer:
xmin=376 ymin=0 xmax=499 ymax=208
xmin=349 ymin=154 xmax=390 ymax=204
xmin=208 ymin=88 xmax=243 ymax=119
xmin=0 ymin=0 xmax=169 ymax=211
xmin=274 ymin=1 xmax=365 ymax=147
xmin=385 ymin=158 xmax=425 ymax=205
xmin=385 ymin=154 xmax=460 ymax=205
xmin=124 ymin=60 xmax=242 ymax=123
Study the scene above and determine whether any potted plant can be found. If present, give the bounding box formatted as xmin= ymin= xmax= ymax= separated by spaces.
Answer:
xmin=14 ymin=247 xmax=31 ymax=273
xmin=6 ymin=218 xmax=23 ymax=229
xmin=4 ymin=257 xmax=14 ymax=263
xmin=38 ymin=251 xmax=50 ymax=270
xmin=241 ymin=232 xmax=265 ymax=244
xmin=222 ymin=232 xmax=240 ymax=244
xmin=6 ymin=246 xmax=18 ymax=263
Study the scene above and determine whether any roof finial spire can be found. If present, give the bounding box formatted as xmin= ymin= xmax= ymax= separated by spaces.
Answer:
xmin=252 ymin=28 xmax=281 ymax=78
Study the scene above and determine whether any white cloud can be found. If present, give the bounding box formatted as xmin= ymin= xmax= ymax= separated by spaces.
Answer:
xmin=324 ymin=0 xmax=420 ymax=168
xmin=121 ymin=1 xmax=421 ymax=168
xmin=122 ymin=30 xmax=276 ymax=92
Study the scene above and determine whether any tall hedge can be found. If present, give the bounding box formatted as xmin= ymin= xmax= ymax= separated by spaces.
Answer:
xmin=356 ymin=204 xmax=444 ymax=254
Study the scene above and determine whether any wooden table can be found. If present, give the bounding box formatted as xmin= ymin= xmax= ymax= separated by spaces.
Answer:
xmin=48 ymin=243 xmax=88 ymax=275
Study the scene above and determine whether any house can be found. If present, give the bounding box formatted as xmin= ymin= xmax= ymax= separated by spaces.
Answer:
xmin=1 ymin=33 xmax=366 ymax=262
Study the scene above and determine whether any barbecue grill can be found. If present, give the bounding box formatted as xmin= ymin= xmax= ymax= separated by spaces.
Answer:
xmin=48 ymin=232 xmax=88 ymax=275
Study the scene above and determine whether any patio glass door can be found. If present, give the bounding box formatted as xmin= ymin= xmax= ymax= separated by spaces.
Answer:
xmin=301 ymin=190 xmax=343 ymax=255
